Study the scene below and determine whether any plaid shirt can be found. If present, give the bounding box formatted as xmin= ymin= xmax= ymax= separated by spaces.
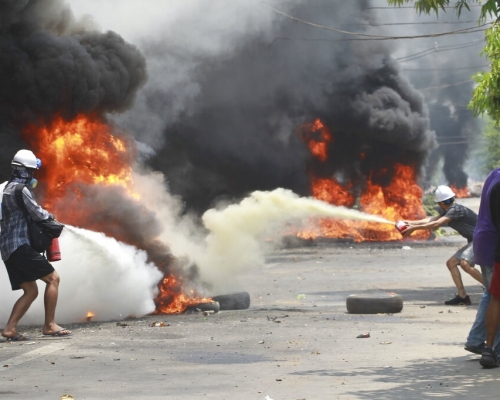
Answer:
xmin=1 ymin=182 xmax=50 ymax=260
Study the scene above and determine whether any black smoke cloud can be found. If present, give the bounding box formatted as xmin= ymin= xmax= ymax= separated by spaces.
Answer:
xmin=0 ymin=0 xmax=146 ymax=177
xmin=6 ymin=0 xmax=478 ymax=219
xmin=125 ymin=1 xmax=436 ymax=212
xmin=0 ymin=0 xmax=177 ymax=271
xmin=383 ymin=6 xmax=485 ymax=188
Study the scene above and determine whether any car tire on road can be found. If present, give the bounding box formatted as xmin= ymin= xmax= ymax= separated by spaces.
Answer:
xmin=186 ymin=301 xmax=220 ymax=313
xmin=212 ymin=292 xmax=251 ymax=310
xmin=346 ymin=292 xmax=403 ymax=314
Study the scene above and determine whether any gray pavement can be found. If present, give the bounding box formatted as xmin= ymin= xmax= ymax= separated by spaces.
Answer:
xmin=1 ymin=239 xmax=497 ymax=400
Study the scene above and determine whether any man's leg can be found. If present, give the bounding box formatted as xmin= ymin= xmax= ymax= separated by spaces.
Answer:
xmin=39 ymin=271 xmax=71 ymax=336
xmin=460 ymin=260 xmax=484 ymax=285
xmin=1 ymin=281 xmax=38 ymax=338
xmin=465 ymin=290 xmax=489 ymax=352
xmin=480 ymin=262 xmax=500 ymax=367
xmin=480 ymin=295 xmax=500 ymax=368
xmin=446 ymin=256 xmax=467 ymax=298
xmin=485 ymin=296 xmax=500 ymax=348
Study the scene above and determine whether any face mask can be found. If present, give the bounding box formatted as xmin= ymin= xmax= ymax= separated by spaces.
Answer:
xmin=29 ymin=178 xmax=38 ymax=188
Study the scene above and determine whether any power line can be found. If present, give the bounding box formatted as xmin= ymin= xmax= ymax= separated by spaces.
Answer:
xmin=437 ymin=141 xmax=471 ymax=145
xmin=402 ymin=65 xmax=488 ymax=71
xmin=364 ymin=4 xmax=482 ymax=9
xmin=357 ymin=20 xmax=478 ymax=26
xmin=396 ymin=39 xmax=485 ymax=62
xmin=437 ymin=136 xmax=473 ymax=139
xmin=418 ymin=79 xmax=474 ymax=91
xmin=264 ymin=4 xmax=491 ymax=41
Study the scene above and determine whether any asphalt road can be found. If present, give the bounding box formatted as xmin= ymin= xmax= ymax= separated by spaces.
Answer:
xmin=1 ymin=233 xmax=497 ymax=400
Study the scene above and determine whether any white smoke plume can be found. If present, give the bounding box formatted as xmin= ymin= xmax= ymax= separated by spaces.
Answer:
xmin=195 ymin=188 xmax=391 ymax=293
xmin=0 ymin=226 xmax=163 ymax=325
xmin=131 ymin=170 xmax=392 ymax=295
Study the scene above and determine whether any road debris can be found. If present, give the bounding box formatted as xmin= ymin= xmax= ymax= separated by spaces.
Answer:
xmin=150 ymin=321 xmax=169 ymax=327
xmin=356 ymin=333 xmax=370 ymax=338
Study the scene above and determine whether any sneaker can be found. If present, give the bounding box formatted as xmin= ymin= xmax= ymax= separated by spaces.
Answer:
xmin=480 ymin=347 xmax=499 ymax=368
xmin=465 ymin=342 xmax=486 ymax=355
xmin=445 ymin=294 xmax=472 ymax=306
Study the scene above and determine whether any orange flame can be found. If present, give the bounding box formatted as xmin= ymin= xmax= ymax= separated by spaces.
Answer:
xmin=297 ymin=118 xmax=332 ymax=161
xmin=154 ymin=274 xmax=212 ymax=314
xmin=311 ymin=177 xmax=355 ymax=207
xmin=22 ymin=115 xmax=206 ymax=314
xmin=23 ymin=115 xmax=137 ymax=210
xmin=450 ymin=184 xmax=470 ymax=198
xmin=298 ymin=119 xmax=430 ymax=242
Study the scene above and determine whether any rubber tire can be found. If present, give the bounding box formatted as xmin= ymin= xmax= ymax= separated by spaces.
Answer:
xmin=212 ymin=292 xmax=251 ymax=310
xmin=186 ymin=301 xmax=220 ymax=313
xmin=346 ymin=293 xmax=403 ymax=314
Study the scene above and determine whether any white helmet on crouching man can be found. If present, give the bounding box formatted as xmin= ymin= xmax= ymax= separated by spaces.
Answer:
xmin=434 ymin=185 xmax=456 ymax=204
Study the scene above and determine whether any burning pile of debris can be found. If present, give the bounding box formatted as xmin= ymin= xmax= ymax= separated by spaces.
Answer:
xmin=295 ymin=119 xmax=431 ymax=242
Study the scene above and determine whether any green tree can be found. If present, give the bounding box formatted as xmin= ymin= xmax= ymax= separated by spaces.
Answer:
xmin=388 ymin=1 xmax=500 ymax=123
xmin=482 ymin=117 xmax=500 ymax=170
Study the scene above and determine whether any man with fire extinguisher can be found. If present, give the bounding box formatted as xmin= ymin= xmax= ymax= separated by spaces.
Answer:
xmin=0 ymin=149 xmax=71 ymax=341
xmin=402 ymin=185 xmax=483 ymax=305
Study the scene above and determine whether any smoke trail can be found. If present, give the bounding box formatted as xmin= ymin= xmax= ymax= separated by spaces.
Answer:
xmin=0 ymin=226 xmax=163 ymax=324
xmin=193 ymin=188 xmax=392 ymax=293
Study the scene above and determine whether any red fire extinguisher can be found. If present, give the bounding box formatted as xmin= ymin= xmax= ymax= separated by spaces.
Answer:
xmin=47 ymin=238 xmax=61 ymax=262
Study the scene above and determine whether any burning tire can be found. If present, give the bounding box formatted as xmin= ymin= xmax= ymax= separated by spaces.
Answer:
xmin=186 ymin=301 xmax=220 ymax=313
xmin=211 ymin=292 xmax=251 ymax=310
xmin=346 ymin=293 xmax=403 ymax=314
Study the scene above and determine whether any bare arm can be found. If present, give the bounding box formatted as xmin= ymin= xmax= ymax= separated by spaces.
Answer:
xmin=403 ymin=215 xmax=451 ymax=237
xmin=403 ymin=216 xmax=435 ymax=226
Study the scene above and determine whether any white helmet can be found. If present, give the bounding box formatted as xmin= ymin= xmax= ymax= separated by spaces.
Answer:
xmin=11 ymin=149 xmax=40 ymax=169
xmin=434 ymin=185 xmax=455 ymax=203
